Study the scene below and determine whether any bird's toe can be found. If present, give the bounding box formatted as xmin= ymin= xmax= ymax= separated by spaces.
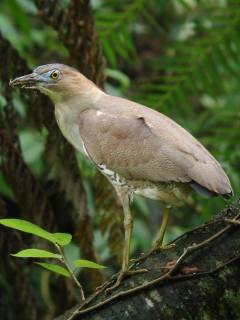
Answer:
xmin=132 ymin=243 xmax=176 ymax=264
xmin=105 ymin=268 xmax=148 ymax=293
xmin=156 ymin=243 xmax=176 ymax=251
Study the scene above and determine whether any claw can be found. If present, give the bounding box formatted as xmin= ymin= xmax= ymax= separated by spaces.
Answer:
xmin=105 ymin=268 xmax=148 ymax=293
xmin=158 ymin=243 xmax=176 ymax=250
xmin=132 ymin=243 xmax=176 ymax=264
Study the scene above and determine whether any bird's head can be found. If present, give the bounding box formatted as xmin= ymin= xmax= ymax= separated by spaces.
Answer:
xmin=9 ymin=63 xmax=95 ymax=103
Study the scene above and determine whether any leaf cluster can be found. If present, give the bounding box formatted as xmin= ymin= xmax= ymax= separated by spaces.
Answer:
xmin=0 ymin=218 xmax=105 ymax=280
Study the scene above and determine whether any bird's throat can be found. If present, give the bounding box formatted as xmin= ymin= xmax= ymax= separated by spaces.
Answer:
xmin=53 ymin=86 xmax=105 ymax=156
xmin=54 ymin=103 xmax=87 ymax=155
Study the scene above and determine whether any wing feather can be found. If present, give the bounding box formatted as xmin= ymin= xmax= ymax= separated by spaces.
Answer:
xmin=78 ymin=96 xmax=232 ymax=196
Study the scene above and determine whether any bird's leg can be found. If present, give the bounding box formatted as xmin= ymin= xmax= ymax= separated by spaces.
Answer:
xmin=153 ymin=207 xmax=173 ymax=250
xmin=106 ymin=189 xmax=147 ymax=292
xmin=122 ymin=198 xmax=132 ymax=272
xmin=133 ymin=207 xmax=174 ymax=263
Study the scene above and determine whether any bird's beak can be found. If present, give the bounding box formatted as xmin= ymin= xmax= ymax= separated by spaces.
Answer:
xmin=9 ymin=72 xmax=43 ymax=89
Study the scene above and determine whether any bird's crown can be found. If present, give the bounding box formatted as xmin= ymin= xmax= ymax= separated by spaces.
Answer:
xmin=34 ymin=63 xmax=78 ymax=76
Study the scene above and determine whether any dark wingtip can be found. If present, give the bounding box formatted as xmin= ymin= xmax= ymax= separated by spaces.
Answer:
xmin=190 ymin=181 xmax=234 ymax=200
xmin=222 ymin=190 xmax=234 ymax=200
xmin=190 ymin=181 xmax=217 ymax=198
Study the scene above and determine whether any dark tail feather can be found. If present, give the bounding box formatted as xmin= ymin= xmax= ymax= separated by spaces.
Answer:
xmin=189 ymin=181 xmax=217 ymax=198
xmin=190 ymin=181 xmax=233 ymax=199
xmin=222 ymin=190 xmax=233 ymax=200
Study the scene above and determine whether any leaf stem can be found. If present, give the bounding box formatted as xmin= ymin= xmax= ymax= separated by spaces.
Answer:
xmin=55 ymin=244 xmax=85 ymax=301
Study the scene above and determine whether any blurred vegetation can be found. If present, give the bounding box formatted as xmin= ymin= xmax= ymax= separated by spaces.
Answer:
xmin=0 ymin=0 xmax=239 ymax=319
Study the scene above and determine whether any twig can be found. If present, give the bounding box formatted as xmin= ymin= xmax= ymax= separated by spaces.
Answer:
xmin=170 ymin=255 xmax=240 ymax=281
xmin=55 ymin=244 xmax=85 ymax=301
xmin=67 ymin=212 xmax=240 ymax=319
xmin=224 ymin=218 xmax=240 ymax=225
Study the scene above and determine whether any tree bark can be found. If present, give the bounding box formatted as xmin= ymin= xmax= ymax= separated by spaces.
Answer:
xmin=56 ymin=200 xmax=240 ymax=320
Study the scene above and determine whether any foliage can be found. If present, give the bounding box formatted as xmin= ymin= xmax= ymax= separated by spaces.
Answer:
xmin=0 ymin=218 xmax=72 ymax=245
xmin=0 ymin=0 xmax=239 ymax=318
xmin=0 ymin=218 xmax=105 ymax=300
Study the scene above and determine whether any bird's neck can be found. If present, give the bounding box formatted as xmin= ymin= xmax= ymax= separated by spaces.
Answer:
xmin=53 ymin=84 xmax=104 ymax=154
xmin=54 ymin=84 xmax=104 ymax=119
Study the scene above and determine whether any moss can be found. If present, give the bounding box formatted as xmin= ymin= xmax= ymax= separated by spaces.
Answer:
xmin=149 ymin=289 xmax=163 ymax=303
xmin=201 ymin=312 xmax=211 ymax=320
xmin=218 ymin=267 xmax=234 ymax=282
xmin=162 ymin=306 xmax=174 ymax=319
xmin=222 ymin=290 xmax=240 ymax=317
xmin=198 ymin=278 xmax=216 ymax=295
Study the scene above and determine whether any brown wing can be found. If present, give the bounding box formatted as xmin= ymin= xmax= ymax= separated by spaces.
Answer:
xmin=78 ymin=103 xmax=232 ymax=196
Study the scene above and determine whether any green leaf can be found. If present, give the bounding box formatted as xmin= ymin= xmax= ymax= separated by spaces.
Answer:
xmin=105 ymin=68 xmax=130 ymax=89
xmin=53 ymin=233 xmax=72 ymax=246
xmin=0 ymin=219 xmax=56 ymax=243
xmin=74 ymin=259 xmax=106 ymax=269
xmin=35 ymin=262 xmax=70 ymax=277
xmin=11 ymin=249 xmax=61 ymax=259
xmin=0 ymin=219 xmax=72 ymax=246
xmin=102 ymin=40 xmax=116 ymax=67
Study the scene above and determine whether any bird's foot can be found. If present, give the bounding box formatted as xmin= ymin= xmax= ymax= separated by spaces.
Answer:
xmin=105 ymin=268 xmax=148 ymax=293
xmin=132 ymin=243 xmax=176 ymax=264
xmin=157 ymin=243 xmax=176 ymax=251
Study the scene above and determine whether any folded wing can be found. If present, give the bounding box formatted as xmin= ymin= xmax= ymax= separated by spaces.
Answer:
xmin=78 ymin=97 xmax=232 ymax=197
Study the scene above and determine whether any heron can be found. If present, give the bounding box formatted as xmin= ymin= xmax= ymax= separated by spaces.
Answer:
xmin=10 ymin=64 xmax=233 ymax=290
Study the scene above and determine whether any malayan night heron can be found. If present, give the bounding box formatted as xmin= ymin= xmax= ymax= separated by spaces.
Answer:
xmin=10 ymin=64 xmax=233 ymax=290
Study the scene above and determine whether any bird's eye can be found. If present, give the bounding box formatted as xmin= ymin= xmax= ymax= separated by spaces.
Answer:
xmin=50 ymin=70 xmax=60 ymax=80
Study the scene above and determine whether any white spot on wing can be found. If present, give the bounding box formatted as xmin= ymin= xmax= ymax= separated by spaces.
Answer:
xmin=96 ymin=110 xmax=103 ymax=116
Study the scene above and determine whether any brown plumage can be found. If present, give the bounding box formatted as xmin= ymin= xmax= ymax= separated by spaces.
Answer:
xmin=79 ymin=99 xmax=232 ymax=197
xmin=10 ymin=63 xmax=233 ymax=291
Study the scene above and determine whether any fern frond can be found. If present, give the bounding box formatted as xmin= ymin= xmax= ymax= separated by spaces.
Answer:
xmin=131 ymin=7 xmax=240 ymax=117
xmin=95 ymin=0 xmax=151 ymax=66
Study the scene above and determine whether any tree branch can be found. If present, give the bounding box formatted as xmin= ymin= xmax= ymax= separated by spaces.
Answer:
xmin=56 ymin=199 xmax=240 ymax=320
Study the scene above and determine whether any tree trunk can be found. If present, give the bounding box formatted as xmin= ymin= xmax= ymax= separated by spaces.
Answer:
xmin=56 ymin=200 xmax=240 ymax=320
